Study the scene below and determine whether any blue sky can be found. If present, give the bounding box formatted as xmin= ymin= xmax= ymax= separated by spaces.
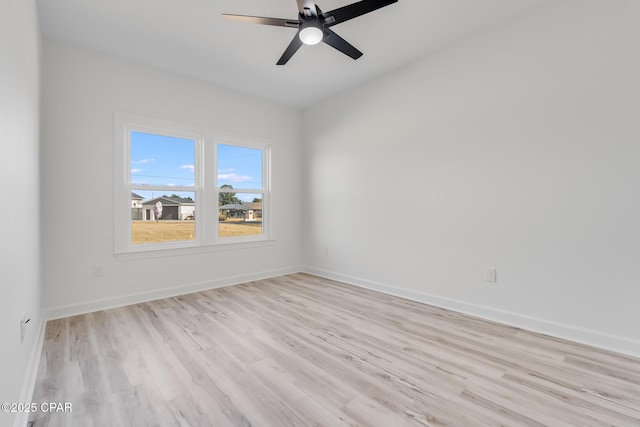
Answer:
xmin=217 ymin=143 xmax=262 ymax=190
xmin=130 ymin=132 xmax=262 ymax=202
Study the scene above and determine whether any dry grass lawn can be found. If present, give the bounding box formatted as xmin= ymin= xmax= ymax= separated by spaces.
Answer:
xmin=218 ymin=220 xmax=263 ymax=239
xmin=131 ymin=220 xmax=262 ymax=244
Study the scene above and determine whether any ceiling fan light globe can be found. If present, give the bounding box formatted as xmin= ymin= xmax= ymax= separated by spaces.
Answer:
xmin=299 ymin=27 xmax=323 ymax=45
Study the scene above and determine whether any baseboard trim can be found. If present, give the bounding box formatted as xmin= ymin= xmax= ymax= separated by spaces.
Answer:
xmin=14 ymin=317 xmax=46 ymax=427
xmin=302 ymin=266 xmax=640 ymax=359
xmin=44 ymin=265 xmax=302 ymax=320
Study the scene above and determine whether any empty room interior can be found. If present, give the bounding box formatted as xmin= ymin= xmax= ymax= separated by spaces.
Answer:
xmin=2 ymin=0 xmax=640 ymax=426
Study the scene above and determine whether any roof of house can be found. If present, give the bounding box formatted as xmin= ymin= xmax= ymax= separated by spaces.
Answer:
xmin=142 ymin=196 xmax=195 ymax=206
xmin=219 ymin=203 xmax=249 ymax=211
xmin=219 ymin=202 xmax=263 ymax=211
xmin=242 ymin=202 xmax=262 ymax=210
xmin=131 ymin=192 xmax=144 ymax=200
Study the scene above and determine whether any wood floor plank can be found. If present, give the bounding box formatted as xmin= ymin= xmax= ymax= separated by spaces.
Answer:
xmin=29 ymin=273 xmax=640 ymax=426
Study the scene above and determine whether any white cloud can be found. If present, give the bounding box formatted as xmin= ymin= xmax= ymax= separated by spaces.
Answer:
xmin=131 ymin=168 xmax=142 ymax=173
xmin=218 ymin=173 xmax=252 ymax=182
xmin=167 ymin=183 xmax=176 ymax=187
xmin=180 ymin=164 xmax=195 ymax=171
xmin=132 ymin=158 xmax=155 ymax=164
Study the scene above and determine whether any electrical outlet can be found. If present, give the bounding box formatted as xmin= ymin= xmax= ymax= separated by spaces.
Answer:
xmin=486 ymin=268 xmax=497 ymax=283
xmin=92 ymin=265 xmax=103 ymax=278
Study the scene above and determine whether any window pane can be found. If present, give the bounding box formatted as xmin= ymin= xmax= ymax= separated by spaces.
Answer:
xmin=131 ymin=131 xmax=195 ymax=187
xmin=131 ymin=191 xmax=195 ymax=244
xmin=217 ymin=144 xmax=262 ymax=190
xmin=218 ymin=193 xmax=263 ymax=238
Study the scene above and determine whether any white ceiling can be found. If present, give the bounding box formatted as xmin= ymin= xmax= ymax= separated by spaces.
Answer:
xmin=37 ymin=0 xmax=550 ymax=108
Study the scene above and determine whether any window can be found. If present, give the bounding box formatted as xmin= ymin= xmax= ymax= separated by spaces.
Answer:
xmin=115 ymin=112 xmax=271 ymax=255
xmin=218 ymin=144 xmax=264 ymax=239
xmin=130 ymin=132 xmax=198 ymax=245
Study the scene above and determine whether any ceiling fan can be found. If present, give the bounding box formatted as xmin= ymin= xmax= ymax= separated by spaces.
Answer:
xmin=223 ymin=0 xmax=398 ymax=65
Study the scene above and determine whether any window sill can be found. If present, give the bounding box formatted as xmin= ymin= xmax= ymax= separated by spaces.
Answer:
xmin=115 ymin=238 xmax=276 ymax=262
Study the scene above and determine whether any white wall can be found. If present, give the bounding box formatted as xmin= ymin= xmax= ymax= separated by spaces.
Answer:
xmin=303 ymin=0 xmax=640 ymax=356
xmin=0 ymin=0 xmax=42 ymax=425
xmin=41 ymin=40 xmax=303 ymax=315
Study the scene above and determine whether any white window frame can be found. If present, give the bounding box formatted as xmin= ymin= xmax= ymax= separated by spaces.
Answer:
xmin=114 ymin=112 xmax=272 ymax=258
xmin=214 ymin=140 xmax=271 ymax=244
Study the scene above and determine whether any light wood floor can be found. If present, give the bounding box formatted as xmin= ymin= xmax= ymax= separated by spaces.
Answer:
xmin=30 ymin=273 xmax=640 ymax=426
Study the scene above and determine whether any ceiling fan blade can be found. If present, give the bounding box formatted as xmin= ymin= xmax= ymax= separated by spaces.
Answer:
xmin=322 ymin=29 xmax=363 ymax=60
xmin=277 ymin=33 xmax=304 ymax=65
xmin=296 ymin=0 xmax=319 ymax=18
xmin=222 ymin=14 xmax=300 ymax=28
xmin=322 ymin=0 xmax=397 ymax=27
